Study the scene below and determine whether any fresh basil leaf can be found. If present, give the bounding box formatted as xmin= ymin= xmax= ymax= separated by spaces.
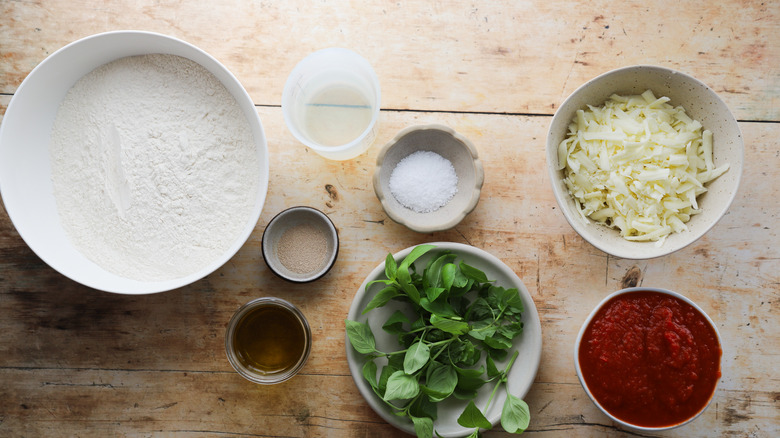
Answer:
xmin=404 ymin=342 xmax=431 ymax=374
xmin=400 ymin=332 xmax=419 ymax=349
xmin=486 ymin=355 xmax=499 ymax=379
xmin=483 ymin=334 xmax=513 ymax=350
xmin=451 ymin=295 xmax=471 ymax=316
xmin=450 ymin=277 xmax=474 ymax=298
xmin=419 ymin=297 xmax=458 ymax=319
xmin=345 ymin=319 xmax=377 ymax=354
xmin=430 ymin=314 xmax=470 ymax=335
xmin=401 ymin=282 xmax=421 ymax=305
xmin=487 ymin=347 xmax=508 ymax=362
xmin=423 ymin=249 xmax=440 ymax=272
xmin=447 ymin=338 xmax=475 ymax=365
xmin=409 ymin=395 xmax=438 ymax=421
xmin=378 ymin=363 xmax=397 ymax=395
xmin=362 ymin=360 xmax=378 ymax=389
xmin=459 ymin=262 xmax=491 ymax=283
xmin=498 ymin=321 xmax=524 ymax=340
xmin=399 ymin=244 xmax=437 ymax=272
xmin=362 ymin=286 xmax=400 ymax=314
xmin=467 ymin=319 xmax=497 ymax=341
xmin=384 ymin=370 xmax=420 ymax=401
xmin=411 ymin=415 xmax=434 ymax=438
xmin=485 ymin=285 xmax=504 ymax=309
xmin=441 ymin=263 xmax=457 ymax=291
xmin=501 ymin=394 xmax=530 ymax=433
xmin=421 ymin=362 xmax=457 ymax=402
xmin=388 ymin=352 xmax=405 ymax=369
xmin=424 ymin=253 xmax=456 ymax=289
xmin=457 ymin=400 xmax=492 ymax=429
xmin=397 ymin=265 xmax=412 ymax=286
xmin=426 ymin=330 xmax=447 ymax=344
xmin=452 ymin=268 xmax=469 ymax=288
xmin=503 ymin=287 xmax=524 ymax=313
xmin=410 ymin=316 xmax=426 ymax=331
xmin=382 ymin=310 xmax=410 ymax=335
xmin=454 ymin=366 xmax=486 ymax=392
xmin=453 ymin=387 xmax=479 ymax=400
xmin=365 ymin=279 xmax=396 ymax=295
xmin=426 ymin=287 xmax=446 ymax=303
xmin=385 ymin=253 xmax=398 ymax=281
xmin=465 ymin=297 xmax=493 ymax=322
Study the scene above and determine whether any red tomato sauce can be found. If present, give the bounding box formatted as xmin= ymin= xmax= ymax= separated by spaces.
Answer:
xmin=578 ymin=291 xmax=721 ymax=428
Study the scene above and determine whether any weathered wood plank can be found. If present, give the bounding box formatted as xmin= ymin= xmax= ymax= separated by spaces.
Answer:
xmin=0 ymin=105 xmax=777 ymax=436
xmin=1 ymin=1 xmax=778 ymax=436
xmin=1 ymin=368 xmax=776 ymax=437
xmin=1 ymin=1 xmax=777 ymax=120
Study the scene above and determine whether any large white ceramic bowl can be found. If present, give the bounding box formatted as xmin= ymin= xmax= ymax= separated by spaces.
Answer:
xmin=0 ymin=31 xmax=269 ymax=294
xmin=546 ymin=65 xmax=743 ymax=259
xmin=346 ymin=242 xmax=542 ymax=437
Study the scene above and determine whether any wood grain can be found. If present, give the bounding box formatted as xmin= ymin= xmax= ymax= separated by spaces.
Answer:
xmin=1 ymin=1 xmax=778 ymax=120
xmin=1 ymin=1 xmax=779 ymax=437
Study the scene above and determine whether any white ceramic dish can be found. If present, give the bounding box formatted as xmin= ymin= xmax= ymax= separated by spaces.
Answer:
xmin=0 ymin=31 xmax=269 ymax=294
xmin=574 ymin=287 xmax=722 ymax=431
xmin=373 ymin=125 xmax=484 ymax=233
xmin=546 ymin=65 xmax=743 ymax=259
xmin=345 ymin=242 xmax=542 ymax=437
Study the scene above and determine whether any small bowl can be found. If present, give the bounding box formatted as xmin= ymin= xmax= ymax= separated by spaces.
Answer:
xmin=373 ymin=124 xmax=484 ymax=233
xmin=225 ymin=297 xmax=312 ymax=384
xmin=546 ymin=65 xmax=743 ymax=259
xmin=574 ymin=287 xmax=722 ymax=432
xmin=0 ymin=31 xmax=269 ymax=294
xmin=261 ymin=206 xmax=339 ymax=282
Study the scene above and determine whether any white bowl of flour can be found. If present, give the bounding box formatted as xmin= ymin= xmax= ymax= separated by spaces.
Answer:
xmin=0 ymin=31 xmax=269 ymax=294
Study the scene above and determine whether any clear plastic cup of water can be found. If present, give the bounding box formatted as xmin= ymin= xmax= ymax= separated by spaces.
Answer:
xmin=282 ymin=48 xmax=381 ymax=161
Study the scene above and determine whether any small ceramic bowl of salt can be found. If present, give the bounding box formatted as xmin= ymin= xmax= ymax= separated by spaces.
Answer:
xmin=373 ymin=124 xmax=484 ymax=233
xmin=262 ymin=206 xmax=339 ymax=282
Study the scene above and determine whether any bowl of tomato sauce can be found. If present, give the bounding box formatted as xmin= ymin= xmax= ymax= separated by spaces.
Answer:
xmin=574 ymin=287 xmax=722 ymax=431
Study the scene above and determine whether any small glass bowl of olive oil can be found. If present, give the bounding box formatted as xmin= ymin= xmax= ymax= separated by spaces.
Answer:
xmin=225 ymin=297 xmax=312 ymax=384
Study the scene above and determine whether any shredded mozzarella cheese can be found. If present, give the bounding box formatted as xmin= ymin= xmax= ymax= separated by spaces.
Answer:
xmin=558 ymin=90 xmax=729 ymax=244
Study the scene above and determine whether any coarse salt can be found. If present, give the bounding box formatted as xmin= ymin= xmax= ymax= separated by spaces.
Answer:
xmin=388 ymin=150 xmax=458 ymax=213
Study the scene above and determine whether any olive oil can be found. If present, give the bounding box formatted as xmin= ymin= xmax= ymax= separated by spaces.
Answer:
xmin=232 ymin=305 xmax=306 ymax=373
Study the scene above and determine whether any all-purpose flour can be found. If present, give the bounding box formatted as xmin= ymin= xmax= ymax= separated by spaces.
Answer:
xmin=50 ymin=54 xmax=260 ymax=281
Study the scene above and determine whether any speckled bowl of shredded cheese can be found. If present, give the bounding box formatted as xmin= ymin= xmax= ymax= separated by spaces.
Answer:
xmin=0 ymin=31 xmax=269 ymax=293
xmin=547 ymin=65 xmax=743 ymax=259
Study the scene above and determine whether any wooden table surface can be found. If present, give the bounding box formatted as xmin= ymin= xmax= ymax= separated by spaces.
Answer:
xmin=1 ymin=1 xmax=778 ymax=437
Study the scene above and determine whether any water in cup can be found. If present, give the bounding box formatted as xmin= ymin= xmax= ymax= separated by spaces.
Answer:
xmin=301 ymin=82 xmax=373 ymax=147
xmin=282 ymin=48 xmax=381 ymax=161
